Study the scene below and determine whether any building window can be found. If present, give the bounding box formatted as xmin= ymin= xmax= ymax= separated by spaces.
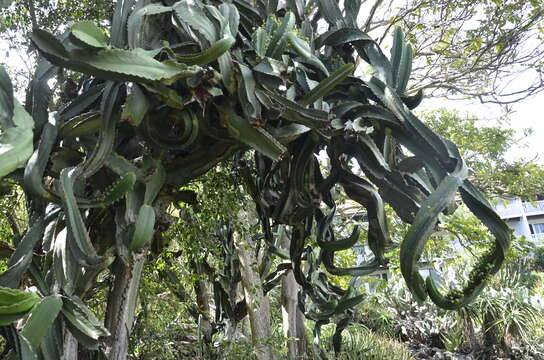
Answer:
xmin=530 ymin=223 xmax=544 ymax=234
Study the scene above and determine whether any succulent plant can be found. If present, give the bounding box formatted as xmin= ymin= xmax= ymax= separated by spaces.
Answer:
xmin=0 ymin=0 xmax=511 ymax=358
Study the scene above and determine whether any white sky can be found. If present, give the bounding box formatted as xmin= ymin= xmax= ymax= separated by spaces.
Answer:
xmin=507 ymin=93 xmax=544 ymax=164
xmin=355 ymin=0 xmax=544 ymax=165
xmin=419 ymin=86 xmax=544 ymax=165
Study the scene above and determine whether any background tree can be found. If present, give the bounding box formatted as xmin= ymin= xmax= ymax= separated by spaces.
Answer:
xmin=362 ymin=0 xmax=544 ymax=104
xmin=421 ymin=108 xmax=544 ymax=199
xmin=0 ymin=0 xmax=113 ymax=92
xmin=3 ymin=0 xmax=544 ymax=104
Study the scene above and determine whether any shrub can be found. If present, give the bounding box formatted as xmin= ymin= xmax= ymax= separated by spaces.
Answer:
xmin=321 ymin=323 xmax=415 ymax=360
xmin=533 ymin=246 xmax=544 ymax=272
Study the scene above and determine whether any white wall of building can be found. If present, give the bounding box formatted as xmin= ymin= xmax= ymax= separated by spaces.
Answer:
xmin=495 ymin=198 xmax=544 ymax=244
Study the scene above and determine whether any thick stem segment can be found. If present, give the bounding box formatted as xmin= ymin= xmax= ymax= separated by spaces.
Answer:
xmin=280 ymin=226 xmax=307 ymax=359
xmin=62 ymin=327 xmax=78 ymax=359
xmin=104 ymin=255 xmax=146 ymax=360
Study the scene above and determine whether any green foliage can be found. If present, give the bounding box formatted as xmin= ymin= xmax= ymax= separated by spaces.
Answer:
xmin=321 ymin=323 xmax=415 ymax=360
xmin=421 ymin=108 xmax=544 ymax=199
xmin=168 ymin=164 xmax=245 ymax=257
xmin=0 ymin=0 xmax=517 ymax=357
xmin=356 ymin=298 xmax=397 ymax=337
xmin=359 ymin=249 xmax=544 ymax=358
xmin=474 ymin=285 xmax=540 ymax=347
xmin=533 ymin=246 xmax=544 ymax=272
xmin=130 ymin=261 xmax=201 ymax=359
xmin=398 ymin=0 xmax=544 ymax=102
xmin=0 ymin=0 xmax=113 ymax=43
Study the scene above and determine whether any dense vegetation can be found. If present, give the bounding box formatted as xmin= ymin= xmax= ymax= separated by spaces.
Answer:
xmin=0 ymin=0 xmax=543 ymax=359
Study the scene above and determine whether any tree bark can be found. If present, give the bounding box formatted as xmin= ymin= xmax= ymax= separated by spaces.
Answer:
xmin=224 ymin=275 xmax=247 ymax=345
xmin=483 ymin=311 xmax=499 ymax=348
xmin=295 ymin=309 xmax=307 ymax=357
xmin=192 ymin=261 xmax=214 ymax=344
xmin=104 ymin=255 xmax=146 ymax=360
xmin=280 ymin=226 xmax=307 ymax=359
xmin=234 ymin=212 xmax=274 ymax=360
xmin=62 ymin=328 xmax=78 ymax=360
xmin=460 ymin=315 xmax=479 ymax=351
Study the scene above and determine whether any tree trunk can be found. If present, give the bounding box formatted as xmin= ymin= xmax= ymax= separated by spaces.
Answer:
xmin=104 ymin=255 xmax=146 ymax=360
xmin=280 ymin=226 xmax=307 ymax=359
xmin=224 ymin=275 xmax=247 ymax=346
xmin=502 ymin=330 xmax=514 ymax=353
xmin=483 ymin=311 xmax=499 ymax=348
xmin=295 ymin=309 xmax=307 ymax=357
xmin=62 ymin=328 xmax=78 ymax=359
xmin=192 ymin=261 xmax=214 ymax=344
xmin=502 ymin=325 xmax=518 ymax=355
xmin=459 ymin=314 xmax=479 ymax=351
xmin=234 ymin=212 xmax=274 ymax=360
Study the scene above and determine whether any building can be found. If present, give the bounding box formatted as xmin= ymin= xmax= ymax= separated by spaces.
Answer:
xmin=352 ymin=197 xmax=544 ymax=287
xmin=494 ymin=197 xmax=544 ymax=245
